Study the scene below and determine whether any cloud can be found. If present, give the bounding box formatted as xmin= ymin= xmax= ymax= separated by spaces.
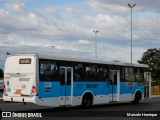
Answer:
xmin=65 ymin=6 xmax=81 ymax=16
xmin=0 ymin=0 xmax=160 ymax=68
xmin=2 ymin=1 xmax=27 ymax=14
xmin=79 ymin=40 xmax=90 ymax=45
xmin=86 ymin=0 xmax=128 ymax=15
xmin=46 ymin=5 xmax=58 ymax=15
xmin=87 ymin=0 xmax=160 ymax=13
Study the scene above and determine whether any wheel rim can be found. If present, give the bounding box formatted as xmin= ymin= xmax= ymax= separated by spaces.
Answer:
xmin=83 ymin=97 xmax=91 ymax=107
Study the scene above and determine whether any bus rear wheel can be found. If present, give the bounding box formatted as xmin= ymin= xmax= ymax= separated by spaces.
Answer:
xmin=82 ymin=93 xmax=93 ymax=108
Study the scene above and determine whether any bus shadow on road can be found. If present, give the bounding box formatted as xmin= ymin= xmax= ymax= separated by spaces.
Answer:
xmin=17 ymin=102 xmax=150 ymax=113
xmin=12 ymin=102 xmax=151 ymax=117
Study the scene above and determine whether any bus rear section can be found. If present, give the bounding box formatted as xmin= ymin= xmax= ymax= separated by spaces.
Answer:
xmin=3 ymin=54 xmax=37 ymax=104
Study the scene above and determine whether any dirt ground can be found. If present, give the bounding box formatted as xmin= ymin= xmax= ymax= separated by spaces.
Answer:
xmin=152 ymin=86 xmax=160 ymax=95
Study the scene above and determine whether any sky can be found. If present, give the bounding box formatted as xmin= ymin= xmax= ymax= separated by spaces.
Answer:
xmin=0 ymin=0 xmax=160 ymax=69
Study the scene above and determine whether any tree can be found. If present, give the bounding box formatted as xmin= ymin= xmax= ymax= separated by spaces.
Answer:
xmin=138 ymin=48 xmax=160 ymax=87
xmin=0 ymin=69 xmax=4 ymax=78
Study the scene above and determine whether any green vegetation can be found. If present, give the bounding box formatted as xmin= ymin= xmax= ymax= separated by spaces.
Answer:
xmin=138 ymin=48 xmax=160 ymax=93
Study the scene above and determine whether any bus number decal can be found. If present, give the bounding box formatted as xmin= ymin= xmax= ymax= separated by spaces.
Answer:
xmin=19 ymin=78 xmax=30 ymax=82
xmin=87 ymin=84 xmax=98 ymax=89
xmin=77 ymin=84 xmax=83 ymax=89
xmin=126 ymin=82 xmax=135 ymax=87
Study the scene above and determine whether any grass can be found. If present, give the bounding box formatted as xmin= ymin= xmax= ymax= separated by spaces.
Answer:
xmin=151 ymin=86 xmax=160 ymax=95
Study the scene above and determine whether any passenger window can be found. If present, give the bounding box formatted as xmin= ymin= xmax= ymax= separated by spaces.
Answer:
xmin=39 ymin=60 xmax=59 ymax=81
xmin=125 ymin=67 xmax=134 ymax=81
xmin=74 ymin=63 xmax=84 ymax=81
xmin=85 ymin=66 xmax=91 ymax=81
xmin=120 ymin=67 xmax=125 ymax=81
xmin=97 ymin=66 xmax=108 ymax=81
xmin=135 ymin=68 xmax=144 ymax=81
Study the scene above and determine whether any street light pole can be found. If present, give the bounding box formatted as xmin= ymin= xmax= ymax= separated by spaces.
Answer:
xmin=128 ymin=4 xmax=136 ymax=63
xmin=93 ymin=30 xmax=99 ymax=60
xmin=51 ymin=46 xmax=55 ymax=56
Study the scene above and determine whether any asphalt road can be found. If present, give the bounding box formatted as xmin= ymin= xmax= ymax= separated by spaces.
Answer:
xmin=0 ymin=91 xmax=160 ymax=120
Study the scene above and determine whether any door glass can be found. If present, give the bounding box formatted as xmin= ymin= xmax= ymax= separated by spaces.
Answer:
xmin=144 ymin=72 xmax=150 ymax=98
xmin=109 ymin=71 xmax=113 ymax=85
xmin=114 ymin=71 xmax=117 ymax=85
xmin=67 ymin=68 xmax=71 ymax=85
xmin=109 ymin=71 xmax=117 ymax=85
xmin=60 ymin=68 xmax=65 ymax=85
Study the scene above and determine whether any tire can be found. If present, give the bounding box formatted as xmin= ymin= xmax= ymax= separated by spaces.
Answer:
xmin=82 ymin=94 xmax=93 ymax=108
xmin=131 ymin=93 xmax=140 ymax=104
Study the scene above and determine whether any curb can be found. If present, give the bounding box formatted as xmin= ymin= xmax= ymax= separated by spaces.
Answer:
xmin=151 ymin=95 xmax=160 ymax=97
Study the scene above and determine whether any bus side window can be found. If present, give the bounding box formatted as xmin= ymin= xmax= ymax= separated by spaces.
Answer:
xmin=125 ymin=67 xmax=134 ymax=81
xmin=97 ymin=65 xmax=109 ymax=81
xmin=74 ymin=67 xmax=80 ymax=81
xmin=85 ymin=66 xmax=91 ymax=81
xmin=135 ymin=68 xmax=144 ymax=81
xmin=74 ymin=63 xmax=84 ymax=81
xmin=140 ymin=68 xmax=144 ymax=81
xmin=91 ymin=65 xmax=97 ymax=81
xmin=84 ymin=64 xmax=100 ymax=81
xmin=135 ymin=68 xmax=140 ymax=81
xmin=96 ymin=67 xmax=100 ymax=81
xmin=120 ymin=67 xmax=125 ymax=81
xmin=40 ymin=60 xmax=59 ymax=81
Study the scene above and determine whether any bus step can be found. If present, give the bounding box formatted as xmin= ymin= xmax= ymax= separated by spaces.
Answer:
xmin=59 ymin=105 xmax=72 ymax=107
xmin=109 ymin=101 xmax=118 ymax=104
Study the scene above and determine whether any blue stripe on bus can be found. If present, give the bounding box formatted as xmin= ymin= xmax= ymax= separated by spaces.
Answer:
xmin=120 ymin=82 xmax=144 ymax=94
xmin=38 ymin=81 xmax=144 ymax=98
xmin=73 ymin=82 xmax=112 ymax=96
xmin=39 ymin=82 xmax=60 ymax=98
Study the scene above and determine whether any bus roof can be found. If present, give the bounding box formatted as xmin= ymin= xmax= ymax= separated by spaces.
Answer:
xmin=7 ymin=53 xmax=149 ymax=68
xmin=39 ymin=54 xmax=149 ymax=68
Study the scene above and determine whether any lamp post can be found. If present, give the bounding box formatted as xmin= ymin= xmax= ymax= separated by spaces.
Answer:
xmin=51 ymin=46 xmax=55 ymax=56
xmin=128 ymin=4 xmax=136 ymax=63
xmin=93 ymin=30 xmax=99 ymax=60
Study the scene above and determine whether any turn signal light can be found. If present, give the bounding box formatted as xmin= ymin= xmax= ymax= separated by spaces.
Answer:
xmin=31 ymin=86 xmax=36 ymax=93
xmin=4 ymin=85 xmax=6 ymax=92
xmin=32 ymin=89 xmax=35 ymax=93
xmin=32 ymin=86 xmax=36 ymax=89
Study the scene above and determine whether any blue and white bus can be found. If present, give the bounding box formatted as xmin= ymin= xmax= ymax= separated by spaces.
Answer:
xmin=3 ymin=53 xmax=151 ymax=107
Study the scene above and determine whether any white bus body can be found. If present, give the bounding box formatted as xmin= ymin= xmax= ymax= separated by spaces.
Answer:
xmin=3 ymin=54 xmax=38 ymax=104
xmin=3 ymin=53 xmax=151 ymax=107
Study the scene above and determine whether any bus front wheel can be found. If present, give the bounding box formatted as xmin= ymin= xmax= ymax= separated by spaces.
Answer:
xmin=131 ymin=91 xmax=142 ymax=104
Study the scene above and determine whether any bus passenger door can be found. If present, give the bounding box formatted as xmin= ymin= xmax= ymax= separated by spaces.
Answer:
xmin=109 ymin=70 xmax=120 ymax=101
xmin=59 ymin=67 xmax=73 ymax=106
xmin=144 ymin=72 xmax=151 ymax=99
